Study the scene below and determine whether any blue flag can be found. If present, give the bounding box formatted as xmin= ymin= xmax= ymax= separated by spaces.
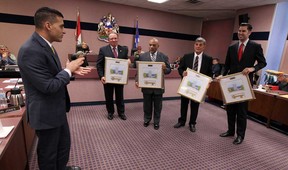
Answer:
xmin=134 ymin=19 xmax=139 ymax=48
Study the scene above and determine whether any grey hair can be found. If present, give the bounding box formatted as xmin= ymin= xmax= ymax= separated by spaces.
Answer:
xmin=195 ymin=37 xmax=206 ymax=45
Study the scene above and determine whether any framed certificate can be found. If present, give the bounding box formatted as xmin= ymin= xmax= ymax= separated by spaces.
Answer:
xmin=219 ymin=72 xmax=255 ymax=104
xmin=137 ymin=61 xmax=164 ymax=89
xmin=104 ymin=57 xmax=129 ymax=84
xmin=177 ymin=68 xmax=212 ymax=103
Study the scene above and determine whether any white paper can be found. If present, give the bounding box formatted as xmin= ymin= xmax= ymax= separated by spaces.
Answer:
xmin=0 ymin=126 xmax=15 ymax=138
xmin=4 ymin=85 xmax=24 ymax=89
xmin=2 ymin=78 xmax=22 ymax=84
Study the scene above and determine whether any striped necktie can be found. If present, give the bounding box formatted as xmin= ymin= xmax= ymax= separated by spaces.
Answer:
xmin=193 ymin=56 xmax=199 ymax=71
xmin=151 ymin=53 xmax=156 ymax=62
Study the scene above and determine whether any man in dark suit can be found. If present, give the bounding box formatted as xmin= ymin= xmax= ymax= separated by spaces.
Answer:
xmin=18 ymin=7 xmax=90 ymax=170
xmin=219 ymin=23 xmax=267 ymax=145
xmin=97 ymin=33 xmax=129 ymax=120
xmin=135 ymin=38 xmax=171 ymax=130
xmin=173 ymin=37 xmax=213 ymax=132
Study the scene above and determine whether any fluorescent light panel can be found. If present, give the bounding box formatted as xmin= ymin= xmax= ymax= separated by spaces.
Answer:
xmin=148 ymin=0 xmax=169 ymax=4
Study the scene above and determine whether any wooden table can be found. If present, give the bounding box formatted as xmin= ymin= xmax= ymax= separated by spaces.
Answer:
xmin=0 ymin=78 xmax=35 ymax=170
xmin=0 ymin=117 xmax=28 ymax=170
xmin=206 ymin=81 xmax=288 ymax=128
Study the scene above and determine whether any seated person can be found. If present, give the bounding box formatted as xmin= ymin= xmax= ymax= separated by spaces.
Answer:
xmin=76 ymin=41 xmax=91 ymax=54
xmin=211 ymin=57 xmax=221 ymax=78
xmin=0 ymin=45 xmax=17 ymax=67
xmin=133 ymin=45 xmax=144 ymax=66
xmin=173 ymin=56 xmax=181 ymax=65
xmin=71 ymin=51 xmax=89 ymax=67
xmin=272 ymin=73 xmax=288 ymax=92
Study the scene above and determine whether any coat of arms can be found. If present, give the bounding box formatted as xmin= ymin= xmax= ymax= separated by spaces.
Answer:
xmin=97 ymin=13 xmax=119 ymax=42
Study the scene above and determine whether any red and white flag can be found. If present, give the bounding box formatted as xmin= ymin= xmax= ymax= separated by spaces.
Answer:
xmin=75 ymin=9 xmax=82 ymax=45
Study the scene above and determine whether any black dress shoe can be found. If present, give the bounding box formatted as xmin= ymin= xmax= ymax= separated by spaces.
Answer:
xmin=189 ymin=124 xmax=196 ymax=132
xmin=173 ymin=122 xmax=185 ymax=128
xmin=144 ymin=121 xmax=150 ymax=127
xmin=66 ymin=166 xmax=81 ymax=170
xmin=154 ymin=124 xmax=159 ymax=130
xmin=119 ymin=114 xmax=127 ymax=120
xmin=219 ymin=131 xmax=234 ymax=137
xmin=233 ymin=136 xmax=243 ymax=145
xmin=108 ymin=114 xmax=114 ymax=120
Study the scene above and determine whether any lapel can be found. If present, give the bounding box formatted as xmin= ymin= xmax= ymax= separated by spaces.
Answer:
xmin=51 ymin=47 xmax=62 ymax=71
xmin=233 ymin=43 xmax=240 ymax=62
xmin=107 ymin=45 xmax=114 ymax=58
xmin=33 ymin=32 xmax=62 ymax=71
xmin=190 ymin=53 xmax=195 ymax=69
xmin=241 ymin=40 xmax=250 ymax=61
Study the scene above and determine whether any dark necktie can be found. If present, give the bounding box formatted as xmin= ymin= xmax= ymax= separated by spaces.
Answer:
xmin=151 ymin=53 xmax=156 ymax=62
xmin=238 ymin=43 xmax=244 ymax=61
xmin=113 ymin=47 xmax=118 ymax=58
xmin=193 ymin=56 xmax=199 ymax=71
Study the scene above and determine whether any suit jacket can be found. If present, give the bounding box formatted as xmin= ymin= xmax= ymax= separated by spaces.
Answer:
xmin=18 ymin=32 xmax=71 ymax=130
xmin=137 ymin=51 xmax=171 ymax=94
xmin=178 ymin=53 xmax=213 ymax=78
xmin=223 ymin=40 xmax=267 ymax=84
xmin=96 ymin=45 xmax=128 ymax=79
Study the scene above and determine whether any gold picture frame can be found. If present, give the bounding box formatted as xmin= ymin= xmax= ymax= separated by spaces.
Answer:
xmin=219 ymin=72 xmax=255 ymax=104
xmin=177 ymin=68 xmax=212 ymax=103
xmin=137 ymin=61 xmax=164 ymax=89
xmin=104 ymin=57 xmax=129 ymax=84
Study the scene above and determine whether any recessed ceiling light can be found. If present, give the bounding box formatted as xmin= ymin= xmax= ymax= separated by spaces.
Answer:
xmin=148 ymin=0 xmax=169 ymax=4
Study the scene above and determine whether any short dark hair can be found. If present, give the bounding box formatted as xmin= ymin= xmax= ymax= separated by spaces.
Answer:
xmin=240 ymin=23 xmax=253 ymax=31
xmin=34 ymin=7 xmax=64 ymax=29
xmin=213 ymin=57 xmax=219 ymax=62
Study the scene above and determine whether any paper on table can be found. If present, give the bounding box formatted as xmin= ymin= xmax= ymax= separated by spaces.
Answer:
xmin=2 ymin=78 xmax=22 ymax=84
xmin=0 ymin=126 xmax=15 ymax=138
xmin=4 ymin=85 xmax=24 ymax=89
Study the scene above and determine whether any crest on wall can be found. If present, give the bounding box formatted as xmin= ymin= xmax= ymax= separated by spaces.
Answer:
xmin=97 ymin=13 xmax=119 ymax=42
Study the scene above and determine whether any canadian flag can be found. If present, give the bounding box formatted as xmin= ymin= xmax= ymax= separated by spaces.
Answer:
xmin=75 ymin=10 xmax=82 ymax=45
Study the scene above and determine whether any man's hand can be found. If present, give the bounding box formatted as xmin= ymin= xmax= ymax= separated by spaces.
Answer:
xmin=73 ymin=67 xmax=92 ymax=76
xmin=101 ymin=77 xmax=106 ymax=84
xmin=242 ymin=67 xmax=255 ymax=75
xmin=162 ymin=63 xmax=166 ymax=70
xmin=215 ymin=75 xmax=223 ymax=82
xmin=65 ymin=58 xmax=84 ymax=73
xmin=135 ymin=82 xmax=139 ymax=88
xmin=2 ymin=52 xmax=8 ymax=59
xmin=182 ymin=71 xmax=187 ymax=77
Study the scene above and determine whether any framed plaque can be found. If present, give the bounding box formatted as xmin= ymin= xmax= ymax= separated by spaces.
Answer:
xmin=137 ymin=61 xmax=164 ymax=89
xmin=219 ymin=72 xmax=255 ymax=104
xmin=104 ymin=57 xmax=129 ymax=84
xmin=177 ymin=68 xmax=212 ymax=103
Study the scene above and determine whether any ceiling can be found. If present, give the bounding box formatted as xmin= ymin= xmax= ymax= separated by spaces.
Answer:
xmin=100 ymin=0 xmax=286 ymax=20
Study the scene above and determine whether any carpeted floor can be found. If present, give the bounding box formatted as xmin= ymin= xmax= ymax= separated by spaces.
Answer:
xmin=28 ymin=100 xmax=288 ymax=170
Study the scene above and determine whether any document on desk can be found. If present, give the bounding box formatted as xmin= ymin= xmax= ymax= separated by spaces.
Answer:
xmin=2 ymin=78 xmax=22 ymax=84
xmin=0 ymin=126 xmax=15 ymax=138
xmin=4 ymin=85 xmax=24 ymax=89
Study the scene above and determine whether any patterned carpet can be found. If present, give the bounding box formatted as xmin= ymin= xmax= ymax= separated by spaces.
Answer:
xmin=28 ymin=100 xmax=288 ymax=170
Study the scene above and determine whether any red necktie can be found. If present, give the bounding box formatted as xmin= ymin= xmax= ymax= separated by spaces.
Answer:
xmin=113 ymin=47 xmax=118 ymax=58
xmin=238 ymin=43 xmax=244 ymax=61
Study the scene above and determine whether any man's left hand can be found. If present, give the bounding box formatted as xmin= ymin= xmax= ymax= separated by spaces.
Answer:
xmin=242 ymin=67 xmax=255 ymax=75
xmin=73 ymin=67 xmax=92 ymax=76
